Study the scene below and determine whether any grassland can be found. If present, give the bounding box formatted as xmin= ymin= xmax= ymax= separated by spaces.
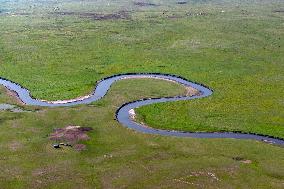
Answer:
xmin=0 ymin=0 xmax=283 ymax=188
xmin=0 ymin=80 xmax=284 ymax=188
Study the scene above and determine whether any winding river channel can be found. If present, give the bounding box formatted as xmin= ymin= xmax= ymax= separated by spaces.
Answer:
xmin=0 ymin=73 xmax=283 ymax=146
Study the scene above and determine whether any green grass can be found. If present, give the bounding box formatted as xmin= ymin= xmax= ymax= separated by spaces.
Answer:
xmin=0 ymin=79 xmax=284 ymax=188
xmin=0 ymin=0 xmax=283 ymax=188
xmin=0 ymin=0 xmax=283 ymax=137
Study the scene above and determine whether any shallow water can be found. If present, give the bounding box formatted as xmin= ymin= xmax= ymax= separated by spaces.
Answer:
xmin=0 ymin=103 xmax=15 ymax=110
xmin=0 ymin=103 xmax=30 ymax=112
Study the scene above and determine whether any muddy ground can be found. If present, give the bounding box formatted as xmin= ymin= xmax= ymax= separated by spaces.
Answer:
xmin=49 ymin=126 xmax=93 ymax=151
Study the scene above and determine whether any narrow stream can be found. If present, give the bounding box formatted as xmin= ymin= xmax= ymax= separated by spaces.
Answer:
xmin=1 ymin=73 xmax=283 ymax=145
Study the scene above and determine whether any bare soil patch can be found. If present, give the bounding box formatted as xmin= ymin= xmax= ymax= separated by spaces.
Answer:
xmin=4 ymin=87 xmax=25 ymax=105
xmin=49 ymin=126 xmax=93 ymax=151
xmin=8 ymin=140 xmax=23 ymax=151
xmin=232 ymin=156 xmax=252 ymax=164
xmin=0 ymin=103 xmax=32 ymax=113
xmin=185 ymin=86 xmax=201 ymax=96
xmin=49 ymin=125 xmax=92 ymax=143
xmin=73 ymin=144 xmax=86 ymax=151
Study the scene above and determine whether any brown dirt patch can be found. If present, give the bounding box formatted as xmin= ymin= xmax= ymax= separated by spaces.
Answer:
xmin=8 ymin=140 xmax=23 ymax=151
xmin=53 ymin=11 xmax=130 ymax=20
xmin=49 ymin=125 xmax=93 ymax=147
xmin=4 ymin=87 xmax=25 ymax=105
xmin=240 ymin=159 xmax=252 ymax=164
xmin=232 ymin=156 xmax=252 ymax=164
xmin=185 ymin=86 xmax=201 ymax=96
xmin=73 ymin=144 xmax=86 ymax=151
